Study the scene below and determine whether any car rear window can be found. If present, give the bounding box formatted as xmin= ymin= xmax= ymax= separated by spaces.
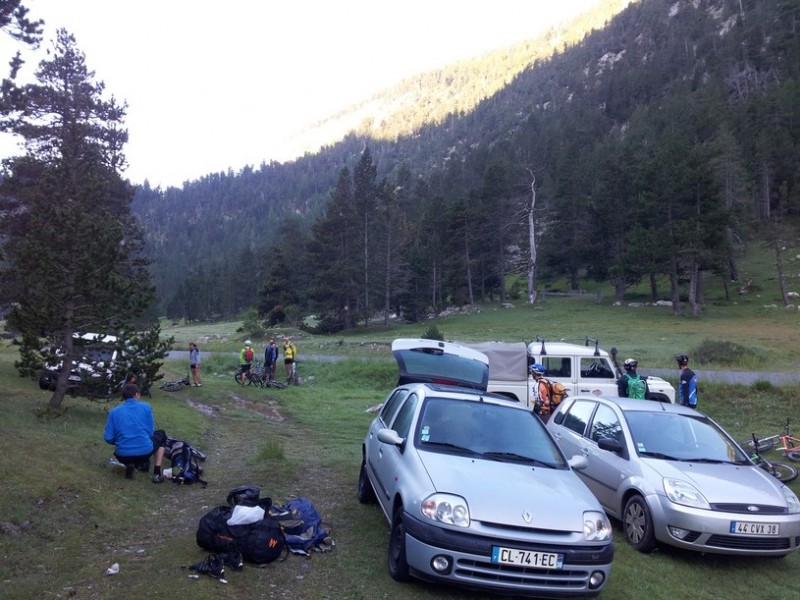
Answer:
xmin=393 ymin=348 xmax=488 ymax=390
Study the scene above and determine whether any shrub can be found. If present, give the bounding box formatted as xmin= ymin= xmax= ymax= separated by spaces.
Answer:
xmin=692 ymin=339 xmax=762 ymax=366
xmin=422 ymin=323 xmax=444 ymax=340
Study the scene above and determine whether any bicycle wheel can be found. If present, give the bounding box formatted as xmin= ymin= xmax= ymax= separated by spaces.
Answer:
xmin=739 ymin=437 xmax=775 ymax=453
xmin=268 ymin=380 xmax=287 ymax=389
xmin=763 ymin=460 xmax=798 ymax=483
xmin=160 ymin=380 xmax=184 ymax=392
xmin=234 ymin=372 xmax=245 ymax=386
xmin=786 ymin=449 xmax=800 ymax=462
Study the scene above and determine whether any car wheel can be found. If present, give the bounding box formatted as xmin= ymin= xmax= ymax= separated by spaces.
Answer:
xmin=38 ymin=374 xmax=54 ymax=391
xmin=388 ymin=506 xmax=410 ymax=581
xmin=623 ymin=495 xmax=657 ymax=553
xmin=357 ymin=459 xmax=375 ymax=504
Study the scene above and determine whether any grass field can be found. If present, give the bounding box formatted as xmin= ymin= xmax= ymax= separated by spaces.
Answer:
xmin=3 ymin=288 xmax=800 ymax=599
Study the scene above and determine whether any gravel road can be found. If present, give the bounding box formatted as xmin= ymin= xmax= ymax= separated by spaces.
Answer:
xmin=167 ymin=351 xmax=798 ymax=386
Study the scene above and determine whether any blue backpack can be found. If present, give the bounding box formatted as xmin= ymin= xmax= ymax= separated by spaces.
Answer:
xmin=168 ymin=439 xmax=207 ymax=486
xmin=272 ymin=497 xmax=333 ymax=555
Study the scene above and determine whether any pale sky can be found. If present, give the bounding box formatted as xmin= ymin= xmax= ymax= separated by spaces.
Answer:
xmin=1 ymin=0 xmax=603 ymax=188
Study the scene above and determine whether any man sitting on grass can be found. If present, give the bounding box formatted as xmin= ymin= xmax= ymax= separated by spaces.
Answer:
xmin=103 ymin=383 xmax=167 ymax=483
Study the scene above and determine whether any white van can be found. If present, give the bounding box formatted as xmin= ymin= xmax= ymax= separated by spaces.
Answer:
xmin=467 ymin=338 xmax=675 ymax=406
xmin=38 ymin=332 xmax=121 ymax=394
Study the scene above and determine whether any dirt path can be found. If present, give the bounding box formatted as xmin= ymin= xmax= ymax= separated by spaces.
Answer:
xmin=140 ymin=388 xmax=375 ymax=598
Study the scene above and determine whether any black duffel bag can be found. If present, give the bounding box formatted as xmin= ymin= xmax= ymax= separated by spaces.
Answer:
xmin=196 ymin=499 xmax=286 ymax=564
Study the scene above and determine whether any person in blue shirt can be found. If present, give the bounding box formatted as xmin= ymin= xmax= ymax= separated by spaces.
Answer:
xmin=104 ymin=383 xmax=167 ymax=482
xmin=676 ymin=354 xmax=698 ymax=408
xmin=189 ymin=342 xmax=202 ymax=387
xmin=264 ymin=338 xmax=279 ymax=382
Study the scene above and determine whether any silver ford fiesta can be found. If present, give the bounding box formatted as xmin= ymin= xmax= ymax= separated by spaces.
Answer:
xmin=358 ymin=339 xmax=613 ymax=598
xmin=546 ymin=395 xmax=800 ymax=556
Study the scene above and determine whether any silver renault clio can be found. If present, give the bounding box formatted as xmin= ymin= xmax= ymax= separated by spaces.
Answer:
xmin=358 ymin=339 xmax=613 ymax=598
xmin=546 ymin=395 xmax=800 ymax=556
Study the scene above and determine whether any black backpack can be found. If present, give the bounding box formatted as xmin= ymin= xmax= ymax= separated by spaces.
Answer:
xmin=167 ymin=439 xmax=207 ymax=486
xmin=196 ymin=493 xmax=287 ymax=564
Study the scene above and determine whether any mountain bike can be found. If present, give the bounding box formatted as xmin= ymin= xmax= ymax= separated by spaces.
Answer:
xmin=265 ymin=378 xmax=287 ymax=389
xmin=257 ymin=362 xmax=286 ymax=389
xmin=159 ymin=375 xmax=190 ymax=392
xmin=748 ymin=433 xmax=798 ymax=483
xmin=235 ymin=362 xmax=265 ymax=387
xmin=740 ymin=419 xmax=800 ymax=459
xmin=770 ymin=419 xmax=800 ymax=462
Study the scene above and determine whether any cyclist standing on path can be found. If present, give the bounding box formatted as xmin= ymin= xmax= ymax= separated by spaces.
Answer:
xmin=264 ymin=338 xmax=279 ymax=382
xmin=676 ymin=354 xmax=698 ymax=408
xmin=189 ymin=342 xmax=202 ymax=387
xmin=239 ymin=340 xmax=254 ymax=381
xmin=617 ymin=358 xmax=650 ymax=399
xmin=529 ymin=363 xmax=552 ymax=422
xmin=283 ymin=336 xmax=297 ymax=384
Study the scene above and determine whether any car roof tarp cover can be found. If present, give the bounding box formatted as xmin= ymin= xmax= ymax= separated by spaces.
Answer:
xmin=464 ymin=342 xmax=528 ymax=381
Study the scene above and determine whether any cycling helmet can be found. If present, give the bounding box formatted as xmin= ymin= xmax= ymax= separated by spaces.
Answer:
xmin=676 ymin=354 xmax=689 ymax=366
xmin=623 ymin=358 xmax=638 ymax=370
xmin=245 ymin=339 xmax=252 ymax=346
xmin=529 ymin=363 xmax=546 ymax=376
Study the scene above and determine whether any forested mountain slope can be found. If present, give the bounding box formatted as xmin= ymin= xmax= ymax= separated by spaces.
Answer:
xmin=133 ymin=0 xmax=800 ymax=324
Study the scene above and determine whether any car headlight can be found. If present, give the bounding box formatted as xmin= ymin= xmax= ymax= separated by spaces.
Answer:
xmin=781 ymin=485 xmax=800 ymax=514
xmin=583 ymin=511 xmax=612 ymax=541
xmin=663 ymin=478 xmax=710 ymax=509
xmin=420 ymin=494 xmax=470 ymax=528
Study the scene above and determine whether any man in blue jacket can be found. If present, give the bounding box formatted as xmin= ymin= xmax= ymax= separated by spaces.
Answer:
xmin=676 ymin=354 xmax=698 ymax=408
xmin=104 ymin=383 xmax=167 ymax=482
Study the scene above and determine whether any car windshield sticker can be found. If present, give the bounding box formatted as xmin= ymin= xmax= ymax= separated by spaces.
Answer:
xmin=421 ymin=425 xmax=431 ymax=442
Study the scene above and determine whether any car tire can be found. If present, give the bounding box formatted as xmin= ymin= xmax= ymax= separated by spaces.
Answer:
xmin=357 ymin=459 xmax=375 ymax=504
xmin=623 ymin=495 xmax=657 ymax=553
xmin=388 ymin=506 xmax=410 ymax=581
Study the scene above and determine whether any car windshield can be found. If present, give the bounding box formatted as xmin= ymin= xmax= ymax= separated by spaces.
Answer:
xmin=416 ymin=398 xmax=566 ymax=468
xmin=625 ymin=411 xmax=748 ymax=463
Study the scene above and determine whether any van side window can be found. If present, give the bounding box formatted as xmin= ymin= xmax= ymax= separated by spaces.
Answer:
xmin=581 ymin=358 xmax=614 ymax=379
xmin=543 ymin=357 xmax=571 ymax=377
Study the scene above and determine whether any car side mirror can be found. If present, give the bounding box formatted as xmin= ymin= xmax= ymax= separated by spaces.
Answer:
xmin=377 ymin=428 xmax=404 ymax=447
xmin=567 ymin=455 xmax=588 ymax=470
xmin=597 ymin=436 xmax=624 ymax=455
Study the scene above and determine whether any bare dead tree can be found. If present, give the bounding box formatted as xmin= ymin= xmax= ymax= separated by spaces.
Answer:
xmin=527 ymin=170 xmax=538 ymax=304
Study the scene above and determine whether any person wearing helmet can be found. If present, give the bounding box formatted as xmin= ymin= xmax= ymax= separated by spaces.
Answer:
xmin=676 ymin=354 xmax=698 ymax=408
xmin=239 ymin=340 xmax=254 ymax=382
xmin=617 ymin=358 xmax=649 ymax=399
xmin=529 ymin=363 xmax=553 ymax=421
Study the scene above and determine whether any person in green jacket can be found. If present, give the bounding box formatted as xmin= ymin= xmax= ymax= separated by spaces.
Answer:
xmin=239 ymin=340 xmax=254 ymax=381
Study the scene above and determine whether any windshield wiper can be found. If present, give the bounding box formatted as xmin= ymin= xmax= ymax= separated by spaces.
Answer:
xmin=639 ymin=451 xmax=680 ymax=460
xmin=481 ymin=451 xmax=558 ymax=468
xmin=423 ymin=441 xmax=477 ymax=455
xmin=680 ymin=457 xmax=731 ymax=464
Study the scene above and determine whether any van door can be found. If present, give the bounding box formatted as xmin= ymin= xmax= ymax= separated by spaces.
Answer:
xmin=577 ymin=356 xmax=618 ymax=396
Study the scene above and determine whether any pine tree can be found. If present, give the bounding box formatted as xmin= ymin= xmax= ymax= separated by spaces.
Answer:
xmin=0 ymin=30 xmax=157 ymax=408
